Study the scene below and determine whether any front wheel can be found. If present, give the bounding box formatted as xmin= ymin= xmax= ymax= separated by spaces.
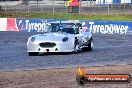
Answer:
xmin=73 ymin=38 xmax=80 ymax=53
xmin=28 ymin=52 xmax=39 ymax=56
xmin=73 ymin=42 xmax=78 ymax=53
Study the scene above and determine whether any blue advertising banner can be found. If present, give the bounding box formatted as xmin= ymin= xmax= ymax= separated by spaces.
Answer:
xmin=14 ymin=18 xmax=132 ymax=34
xmin=16 ymin=18 xmax=47 ymax=32
xmin=80 ymin=20 xmax=131 ymax=34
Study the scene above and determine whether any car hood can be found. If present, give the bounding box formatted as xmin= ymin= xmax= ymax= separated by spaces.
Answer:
xmin=32 ymin=32 xmax=74 ymax=42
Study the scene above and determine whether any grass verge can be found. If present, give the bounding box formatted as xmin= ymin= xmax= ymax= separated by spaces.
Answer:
xmin=0 ymin=12 xmax=132 ymax=21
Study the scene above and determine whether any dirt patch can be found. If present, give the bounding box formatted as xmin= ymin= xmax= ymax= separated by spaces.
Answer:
xmin=0 ymin=65 xmax=132 ymax=88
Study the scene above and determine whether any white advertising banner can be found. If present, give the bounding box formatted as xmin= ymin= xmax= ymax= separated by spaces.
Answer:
xmin=0 ymin=18 xmax=7 ymax=31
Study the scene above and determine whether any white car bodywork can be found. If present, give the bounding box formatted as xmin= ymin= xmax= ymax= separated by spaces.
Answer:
xmin=27 ymin=21 xmax=93 ymax=55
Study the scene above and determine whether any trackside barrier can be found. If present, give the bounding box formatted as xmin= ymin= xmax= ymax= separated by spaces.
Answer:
xmin=0 ymin=18 xmax=132 ymax=34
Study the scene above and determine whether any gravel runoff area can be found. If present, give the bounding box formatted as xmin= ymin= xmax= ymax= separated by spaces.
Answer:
xmin=0 ymin=65 xmax=132 ymax=88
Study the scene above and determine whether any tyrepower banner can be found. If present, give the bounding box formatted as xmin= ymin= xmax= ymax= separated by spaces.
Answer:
xmin=80 ymin=20 xmax=130 ymax=34
xmin=16 ymin=18 xmax=47 ymax=32
xmin=0 ymin=18 xmax=132 ymax=34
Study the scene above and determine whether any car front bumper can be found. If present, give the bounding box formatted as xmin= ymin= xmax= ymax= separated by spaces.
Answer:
xmin=27 ymin=41 xmax=74 ymax=53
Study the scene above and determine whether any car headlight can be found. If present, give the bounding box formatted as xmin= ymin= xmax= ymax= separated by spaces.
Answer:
xmin=31 ymin=37 xmax=35 ymax=42
xmin=62 ymin=37 xmax=68 ymax=42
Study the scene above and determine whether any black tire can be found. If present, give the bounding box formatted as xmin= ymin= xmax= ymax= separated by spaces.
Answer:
xmin=28 ymin=52 xmax=39 ymax=56
xmin=0 ymin=6 xmax=2 ymax=11
xmin=83 ymin=37 xmax=93 ymax=51
xmin=73 ymin=38 xmax=79 ymax=53
xmin=76 ymin=75 xmax=86 ymax=86
xmin=87 ymin=38 xmax=93 ymax=51
xmin=73 ymin=43 xmax=78 ymax=53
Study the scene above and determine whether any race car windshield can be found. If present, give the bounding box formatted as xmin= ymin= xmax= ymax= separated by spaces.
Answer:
xmin=48 ymin=23 xmax=79 ymax=34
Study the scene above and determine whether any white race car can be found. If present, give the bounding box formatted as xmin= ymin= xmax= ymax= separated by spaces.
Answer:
xmin=27 ymin=21 xmax=93 ymax=56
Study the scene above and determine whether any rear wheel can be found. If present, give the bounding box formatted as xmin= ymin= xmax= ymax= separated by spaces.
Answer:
xmin=87 ymin=38 xmax=93 ymax=51
xmin=83 ymin=37 xmax=93 ymax=51
xmin=28 ymin=52 xmax=39 ymax=56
